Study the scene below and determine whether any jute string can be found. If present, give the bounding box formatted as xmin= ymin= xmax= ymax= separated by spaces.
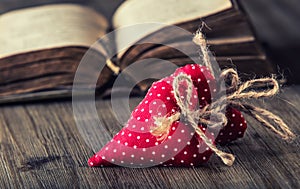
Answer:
xmin=151 ymin=29 xmax=296 ymax=166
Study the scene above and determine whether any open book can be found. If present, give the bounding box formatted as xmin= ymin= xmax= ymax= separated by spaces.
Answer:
xmin=0 ymin=0 xmax=275 ymax=103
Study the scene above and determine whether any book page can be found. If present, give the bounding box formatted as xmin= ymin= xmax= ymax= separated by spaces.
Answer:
xmin=113 ymin=0 xmax=232 ymax=55
xmin=0 ymin=4 xmax=108 ymax=59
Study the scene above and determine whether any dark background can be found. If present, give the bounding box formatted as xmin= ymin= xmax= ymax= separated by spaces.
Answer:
xmin=1 ymin=0 xmax=300 ymax=83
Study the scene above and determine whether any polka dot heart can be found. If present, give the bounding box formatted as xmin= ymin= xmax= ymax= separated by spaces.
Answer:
xmin=88 ymin=64 xmax=247 ymax=167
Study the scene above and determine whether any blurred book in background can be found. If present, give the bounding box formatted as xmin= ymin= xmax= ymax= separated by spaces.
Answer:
xmin=0 ymin=0 xmax=277 ymax=103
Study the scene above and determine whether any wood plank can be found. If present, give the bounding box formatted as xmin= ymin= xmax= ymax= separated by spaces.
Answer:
xmin=0 ymin=86 xmax=299 ymax=188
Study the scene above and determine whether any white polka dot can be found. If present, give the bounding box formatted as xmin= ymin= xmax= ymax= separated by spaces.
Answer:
xmin=121 ymin=132 xmax=125 ymax=135
xmin=149 ymin=93 xmax=152 ymax=96
xmin=132 ymin=125 xmax=136 ymax=128
xmin=240 ymin=123 xmax=243 ymax=126
xmin=178 ymin=139 xmax=181 ymax=143
xmin=145 ymin=100 xmax=148 ymax=104
xmin=174 ymin=148 xmax=178 ymax=152
xmin=184 ymin=151 xmax=187 ymax=155
xmin=137 ymin=117 xmax=141 ymax=120
xmin=201 ymin=68 xmax=204 ymax=72
xmin=201 ymin=97 xmax=205 ymax=100
xmin=141 ymin=108 xmax=144 ymax=112
xmin=157 ymin=94 xmax=161 ymax=97
xmin=90 ymin=162 xmax=93 ymax=166
xmin=229 ymin=132 xmax=232 ymax=135
xmin=167 ymin=80 xmax=171 ymax=84
xmin=161 ymin=154 xmax=165 ymax=158
xmin=167 ymin=97 xmax=171 ymax=100
xmin=198 ymin=78 xmax=201 ymax=82
xmin=164 ymin=145 xmax=168 ymax=149
xmin=153 ymin=86 xmax=157 ymax=89
xmin=162 ymin=87 xmax=165 ymax=90
xmin=152 ymin=151 xmax=156 ymax=155
xmin=193 ymin=154 xmax=197 ymax=158
xmin=206 ymin=147 xmax=210 ymax=151
xmin=150 ymin=159 xmax=154 ymax=162
xmin=172 ymin=127 xmax=176 ymax=131
xmin=133 ymin=145 xmax=137 ymax=149
xmin=113 ymin=149 xmax=117 ymax=153
xmin=203 ymin=156 xmax=206 ymax=160
xmin=142 ymin=148 xmax=146 ymax=152
xmin=168 ymin=136 xmax=172 ymax=139
xmin=162 ymin=104 xmax=166 ymax=108
xmin=102 ymin=156 xmax=106 ymax=159
xmin=238 ymin=131 xmax=242 ymax=134
xmin=231 ymin=123 xmax=234 ymax=127
xmin=111 ymin=159 xmax=115 ymax=162
xmin=146 ymin=139 xmax=150 ymax=143
xmin=135 ymin=109 xmax=139 ymax=112
xmin=187 ymin=141 xmax=191 ymax=145
xmin=128 ymin=133 xmax=132 ymax=137
xmin=181 ymin=160 xmax=184 ymax=163
xmin=171 ymin=157 xmax=175 ymax=160
xmin=121 ymin=161 xmax=124 ymax=164
xmin=191 ymin=132 xmax=194 ymax=136
xmin=122 ymin=152 xmax=126 ymax=155
xmin=192 ymin=66 xmax=195 ymax=70
xmin=117 ymin=140 xmax=121 ymax=144
xmin=207 ymin=80 xmax=210 ymax=83
xmin=181 ymin=129 xmax=185 ymax=133
xmin=153 ymin=101 xmax=157 ymax=105
xmin=190 ymin=163 xmax=194 ymax=166
xmin=220 ymin=132 xmax=223 ymax=135
xmin=105 ymin=147 xmax=109 ymax=150
xmin=213 ymin=89 xmax=217 ymax=92
xmin=131 ymin=154 xmax=135 ymax=158
xmin=155 ymin=142 xmax=159 ymax=145
xmin=232 ymin=114 xmax=236 ymax=117
xmin=141 ymin=127 xmax=145 ymax=131
xmin=149 ymin=110 xmax=153 ymax=113
xmin=158 ymin=112 xmax=162 ymax=116
xmin=141 ymin=157 xmax=144 ymax=160
xmin=137 ymin=136 xmax=140 ymax=140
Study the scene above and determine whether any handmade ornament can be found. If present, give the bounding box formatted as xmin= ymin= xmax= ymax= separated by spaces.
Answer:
xmin=88 ymin=30 xmax=295 ymax=168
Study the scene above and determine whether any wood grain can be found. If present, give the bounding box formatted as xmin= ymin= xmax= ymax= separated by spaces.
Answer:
xmin=0 ymin=86 xmax=299 ymax=188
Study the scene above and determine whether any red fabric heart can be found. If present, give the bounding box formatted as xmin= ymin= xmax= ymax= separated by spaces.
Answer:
xmin=88 ymin=64 xmax=247 ymax=167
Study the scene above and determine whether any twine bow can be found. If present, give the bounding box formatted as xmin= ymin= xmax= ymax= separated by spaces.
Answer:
xmin=150 ymin=29 xmax=296 ymax=166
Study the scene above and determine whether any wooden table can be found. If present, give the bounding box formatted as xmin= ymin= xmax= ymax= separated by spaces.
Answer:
xmin=0 ymin=86 xmax=299 ymax=188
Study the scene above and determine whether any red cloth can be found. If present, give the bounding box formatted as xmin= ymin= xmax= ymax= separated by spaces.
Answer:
xmin=88 ymin=64 xmax=247 ymax=167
